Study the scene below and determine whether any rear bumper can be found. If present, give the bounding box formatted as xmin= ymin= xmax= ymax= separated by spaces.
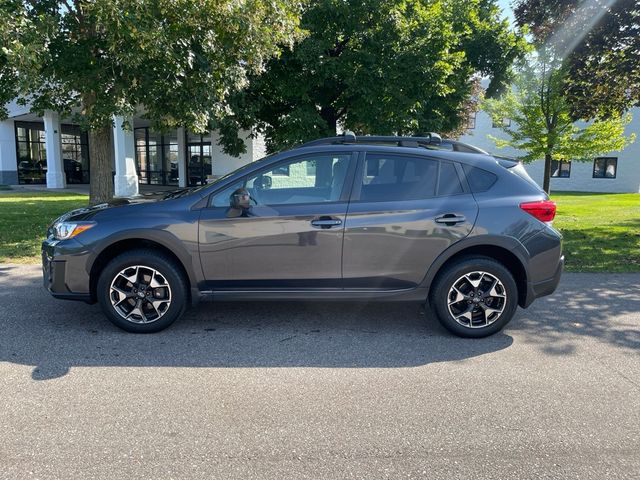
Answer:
xmin=42 ymin=238 xmax=94 ymax=303
xmin=522 ymin=254 xmax=564 ymax=308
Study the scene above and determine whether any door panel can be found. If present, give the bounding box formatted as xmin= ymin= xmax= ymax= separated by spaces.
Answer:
xmin=342 ymin=195 xmax=477 ymax=288
xmin=342 ymin=153 xmax=477 ymax=289
xmin=199 ymin=203 xmax=348 ymax=289
xmin=198 ymin=152 xmax=355 ymax=290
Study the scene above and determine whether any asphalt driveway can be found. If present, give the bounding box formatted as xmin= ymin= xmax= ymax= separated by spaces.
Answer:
xmin=1 ymin=264 xmax=639 ymax=479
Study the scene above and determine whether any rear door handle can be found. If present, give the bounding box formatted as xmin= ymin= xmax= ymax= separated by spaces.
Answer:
xmin=311 ymin=217 xmax=343 ymax=229
xmin=435 ymin=214 xmax=466 ymax=226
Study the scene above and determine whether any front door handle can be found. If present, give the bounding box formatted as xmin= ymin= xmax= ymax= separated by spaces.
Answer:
xmin=311 ymin=216 xmax=343 ymax=229
xmin=435 ymin=214 xmax=466 ymax=226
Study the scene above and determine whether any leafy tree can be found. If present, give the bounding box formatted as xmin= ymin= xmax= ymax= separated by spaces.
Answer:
xmin=483 ymin=50 xmax=635 ymax=193
xmin=513 ymin=0 xmax=640 ymax=120
xmin=224 ymin=0 xmax=527 ymax=153
xmin=0 ymin=0 xmax=301 ymax=203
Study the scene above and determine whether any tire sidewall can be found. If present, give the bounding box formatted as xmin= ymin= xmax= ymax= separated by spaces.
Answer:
xmin=97 ymin=251 xmax=187 ymax=333
xmin=432 ymin=257 xmax=518 ymax=338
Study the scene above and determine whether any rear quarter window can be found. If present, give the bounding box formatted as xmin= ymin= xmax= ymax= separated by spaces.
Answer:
xmin=462 ymin=165 xmax=497 ymax=193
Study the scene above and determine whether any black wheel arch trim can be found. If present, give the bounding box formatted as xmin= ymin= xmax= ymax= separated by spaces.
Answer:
xmin=420 ymin=234 xmax=530 ymax=297
xmin=86 ymin=229 xmax=202 ymax=294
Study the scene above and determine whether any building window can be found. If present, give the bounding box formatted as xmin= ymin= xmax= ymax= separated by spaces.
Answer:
xmin=593 ymin=157 xmax=617 ymax=178
xmin=15 ymin=122 xmax=46 ymax=184
xmin=186 ymin=131 xmax=211 ymax=186
xmin=135 ymin=128 xmax=180 ymax=186
xmin=551 ymin=160 xmax=571 ymax=178
xmin=272 ymin=164 xmax=290 ymax=176
xmin=60 ymin=125 xmax=90 ymax=184
xmin=14 ymin=121 xmax=89 ymax=184
xmin=492 ymin=118 xmax=511 ymax=128
xmin=465 ymin=112 xmax=476 ymax=130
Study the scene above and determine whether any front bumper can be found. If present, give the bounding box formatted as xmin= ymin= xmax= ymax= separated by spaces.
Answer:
xmin=42 ymin=238 xmax=94 ymax=303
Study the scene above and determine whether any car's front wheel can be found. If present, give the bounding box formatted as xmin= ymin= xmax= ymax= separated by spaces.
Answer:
xmin=97 ymin=249 xmax=188 ymax=333
xmin=431 ymin=257 xmax=518 ymax=338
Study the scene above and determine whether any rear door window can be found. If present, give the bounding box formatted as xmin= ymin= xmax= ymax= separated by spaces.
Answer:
xmin=360 ymin=154 xmax=439 ymax=202
xmin=358 ymin=154 xmax=464 ymax=202
xmin=437 ymin=162 xmax=464 ymax=196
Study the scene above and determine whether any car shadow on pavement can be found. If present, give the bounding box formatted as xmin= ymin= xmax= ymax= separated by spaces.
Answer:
xmin=0 ymin=266 xmax=515 ymax=380
xmin=511 ymin=273 xmax=640 ymax=356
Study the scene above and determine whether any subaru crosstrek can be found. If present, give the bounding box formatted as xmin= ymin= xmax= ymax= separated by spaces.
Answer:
xmin=42 ymin=134 xmax=563 ymax=337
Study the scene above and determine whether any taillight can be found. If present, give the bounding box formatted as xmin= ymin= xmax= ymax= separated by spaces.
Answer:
xmin=520 ymin=200 xmax=556 ymax=223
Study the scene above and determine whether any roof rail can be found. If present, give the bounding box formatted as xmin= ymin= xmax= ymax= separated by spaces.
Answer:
xmin=298 ymin=131 xmax=443 ymax=148
xmin=297 ymin=131 xmax=488 ymax=154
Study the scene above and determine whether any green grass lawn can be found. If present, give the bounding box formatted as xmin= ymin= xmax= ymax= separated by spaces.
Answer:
xmin=0 ymin=190 xmax=638 ymax=272
xmin=0 ymin=192 xmax=89 ymax=263
xmin=552 ymin=192 xmax=640 ymax=272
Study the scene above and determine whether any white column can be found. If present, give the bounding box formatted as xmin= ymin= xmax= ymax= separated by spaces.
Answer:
xmin=177 ymin=127 xmax=187 ymax=188
xmin=112 ymin=116 xmax=139 ymax=197
xmin=0 ymin=119 xmax=18 ymax=185
xmin=43 ymin=111 xmax=66 ymax=189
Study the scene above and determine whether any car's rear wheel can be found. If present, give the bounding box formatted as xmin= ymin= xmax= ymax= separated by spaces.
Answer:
xmin=431 ymin=257 xmax=518 ymax=338
xmin=97 ymin=249 xmax=188 ymax=333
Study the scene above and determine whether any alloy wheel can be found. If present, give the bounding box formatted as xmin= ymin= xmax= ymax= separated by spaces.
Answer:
xmin=109 ymin=265 xmax=172 ymax=324
xmin=446 ymin=271 xmax=507 ymax=328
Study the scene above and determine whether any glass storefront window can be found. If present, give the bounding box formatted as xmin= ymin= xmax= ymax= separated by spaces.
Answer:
xmin=60 ymin=125 xmax=90 ymax=184
xmin=135 ymin=129 xmax=149 ymax=184
xmin=134 ymin=129 xmax=216 ymax=186
xmin=164 ymin=143 xmax=179 ymax=184
xmin=15 ymin=121 xmax=90 ymax=185
xmin=134 ymin=127 xmax=180 ymax=186
xmin=187 ymin=133 xmax=212 ymax=186
xmin=15 ymin=123 xmax=47 ymax=184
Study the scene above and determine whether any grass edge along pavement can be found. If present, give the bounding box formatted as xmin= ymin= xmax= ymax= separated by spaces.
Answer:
xmin=0 ymin=190 xmax=638 ymax=272
xmin=0 ymin=191 xmax=89 ymax=264
xmin=551 ymin=192 xmax=639 ymax=273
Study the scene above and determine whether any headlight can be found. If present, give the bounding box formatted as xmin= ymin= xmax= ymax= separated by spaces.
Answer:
xmin=52 ymin=221 xmax=96 ymax=240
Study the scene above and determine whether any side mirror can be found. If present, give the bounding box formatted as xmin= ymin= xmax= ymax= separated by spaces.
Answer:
xmin=230 ymin=188 xmax=252 ymax=209
xmin=255 ymin=174 xmax=272 ymax=189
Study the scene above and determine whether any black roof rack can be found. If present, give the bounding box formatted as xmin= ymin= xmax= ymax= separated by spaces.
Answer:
xmin=297 ymin=131 xmax=488 ymax=154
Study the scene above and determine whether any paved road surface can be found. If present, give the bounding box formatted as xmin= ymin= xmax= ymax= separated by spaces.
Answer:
xmin=1 ymin=264 xmax=639 ymax=479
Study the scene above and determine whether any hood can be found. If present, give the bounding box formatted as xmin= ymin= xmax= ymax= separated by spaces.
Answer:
xmin=53 ymin=188 xmax=195 ymax=223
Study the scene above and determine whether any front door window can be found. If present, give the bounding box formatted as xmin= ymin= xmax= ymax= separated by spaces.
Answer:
xmin=244 ymin=154 xmax=352 ymax=206
xmin=198 ymin=152 xmax=354 ymax=289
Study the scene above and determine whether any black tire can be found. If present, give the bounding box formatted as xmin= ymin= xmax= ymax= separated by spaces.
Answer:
xmin=96 ymin=249 xmax=188 ymax=333
xmin=430 ymin=256 xmax=518 ymax=338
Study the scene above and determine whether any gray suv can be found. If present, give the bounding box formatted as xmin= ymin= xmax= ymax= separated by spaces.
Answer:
xmin=42 ymin=134 xmax=563 ymax=337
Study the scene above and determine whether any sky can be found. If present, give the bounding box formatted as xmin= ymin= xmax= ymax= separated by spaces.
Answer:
xmin=497 ymin=0 xmax=516 ymax=23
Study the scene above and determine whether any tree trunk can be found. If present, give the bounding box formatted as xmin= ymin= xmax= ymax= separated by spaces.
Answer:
xmin=88 ymin=125 xmax=114 ymax=204
xmin=320 ymin=106 xmax=338 ymax=135
xmin=542 ymin=153 xmax=552 ymax=195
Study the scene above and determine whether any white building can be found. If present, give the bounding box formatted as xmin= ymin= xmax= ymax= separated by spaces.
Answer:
xmin=0 ymin=101 xmax=265 ymax=196
xmin=3 ymin=98 xmax=638 ymax=195
xmin=459 ymin=108 xmax=640 ymax=193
